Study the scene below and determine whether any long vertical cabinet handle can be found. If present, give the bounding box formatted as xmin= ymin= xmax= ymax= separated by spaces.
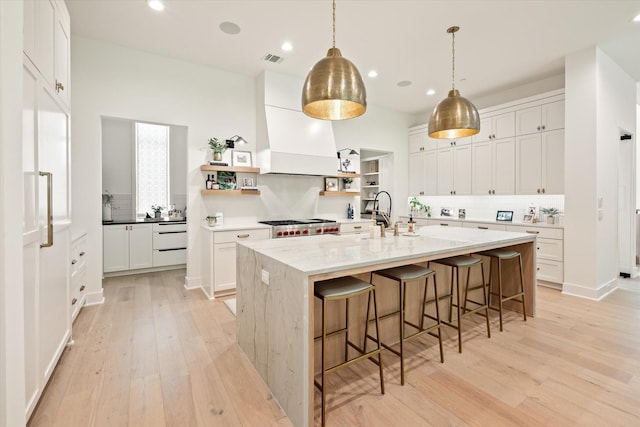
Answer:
xmin=39 ymin=171 xmax=53 ymax=248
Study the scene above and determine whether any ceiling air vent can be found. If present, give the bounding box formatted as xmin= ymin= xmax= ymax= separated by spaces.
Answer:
xmin=263 ymin=53 xmax=284 ymax=64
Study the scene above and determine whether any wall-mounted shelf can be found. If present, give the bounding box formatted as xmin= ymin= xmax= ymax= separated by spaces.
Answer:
xmin=335 ymin=172 xmax=361 ymax=178
xmin=201 ymin=189 xmax=261 ymax=196
xmin=200 ymin=165 xmax=260 ymax=173
xmin=319 ymin=191 xmax=361 ymax=197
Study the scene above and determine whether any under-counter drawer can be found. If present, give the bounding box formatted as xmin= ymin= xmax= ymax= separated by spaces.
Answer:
xmin=537 ymin=258 xmax=563 ymax=283
xmin=462 ymin=222 xmax=507 ymax=231
xmin=430 ymin=219 xmax=462 ymax=227
xmin=340 ymin=223 xmax=369 ymax=234
xmin=71 ymin=234 xmax=87 ymax=277
xmin=153 ymin=248 xmax=186 ymax=267
xmin=506 ymin=224 xmax=563 ymax=239
xmin=153 ymin=231 xmax=187 ymax=249
xmin=537 ymin=237 xmax=563 ymax=261
xmin=152 ymin=222 xmax=187 ymax=232
xmin=213 ymin=228 xmax=271 ymax=244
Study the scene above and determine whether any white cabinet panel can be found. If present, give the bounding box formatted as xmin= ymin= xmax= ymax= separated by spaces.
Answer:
xmin=153 ymin=248 xmax=187 ymax=267
xmin=34 ymin=0 xmax=54 ymax=84
xmin=436 ymin=148 xmax=453 ymax=195
xmin=437 ymin=145 xmax=471 ymax=196
xmin=516 ymin=133 xmax=543 ymax=194
xmin=214 ymin=243 xmax=237 ymax=292
xmin=129 ymin=224 xmax=153 ymax=270
xmin=409 ymin=150 xmax=437 ymax=196
xmin=462 ymin=222 xmax=506 ymax=231
xmin=54 ymin=15 xmax=69 ymax=105
xmin=494 ymin=138 xmax=516 ymax=195
xmin=153 ymin=231 xmax=187 ymax=250
xmin=103 ymin=225 xmax=129 ymax=273
xmin=472 ymin=140 xmax=492 ymax=195
xmin=516 ymin=100 xmax=564 ymax=136
xmin=542 ymin=129 xmax=565 ymax=194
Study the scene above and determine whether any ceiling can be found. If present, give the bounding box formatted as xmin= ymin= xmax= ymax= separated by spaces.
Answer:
xmin=66 ymin=0 xmax=640 ymax=115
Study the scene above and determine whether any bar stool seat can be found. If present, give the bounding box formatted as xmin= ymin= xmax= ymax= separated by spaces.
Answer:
xmin=372 ymin=265 xmax=444 ymax=385
xmin=314 ymin=276 xmax=384 ymax=426
xmin=431 ymin=255 xmax=490 ymax=353
xmin=478 ymin=248 xmax=527 ymax=331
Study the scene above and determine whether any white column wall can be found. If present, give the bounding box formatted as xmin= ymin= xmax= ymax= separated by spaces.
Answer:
xmin=564 ymin=46 xmax=636 ymax=299
xmin=0 ymin=1 xmax=26 ymax=425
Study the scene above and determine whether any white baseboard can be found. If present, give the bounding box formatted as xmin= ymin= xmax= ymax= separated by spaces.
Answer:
xmin=562 ymin=277 xmax=617 ymax=301
xmin=84 ymin=290 xmax=105 ymax=306
xmin=184 ymin=275 xmax=201 ymax=290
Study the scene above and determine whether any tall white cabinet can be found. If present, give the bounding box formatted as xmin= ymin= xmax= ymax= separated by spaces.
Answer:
xmin=22 ymin=0 xmax=72 ymax=419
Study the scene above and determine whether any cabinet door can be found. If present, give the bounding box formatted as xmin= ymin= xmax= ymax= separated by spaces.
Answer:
xmin=542 ymin=129 xmax=564 ymax=194
xmin=493 ymin=138 xmax=516 ymax=195
xmin=436 ymin=148 xmax=453 ymax=195
xmin=542 ymin=100 xmax=564 ymax=132
xmin=214 ymin=242 xmax=237 ymax=292
xmin=493 ymin=111 xmax=515 ymax=139
xmin=103 ymin=225 xmax=129 ymax=272
xmin=408 ymin=152 xmax=425 ymax=196
xmin=34 ymin=0 xmax=55 ymax=84
xmin=515 ymin=134 xmax=542 ymax=194
xmin=423 ymin=150 xmax=437 ymax=196
xmin=473 ymin=116 xmax=493 ymax=143
xmin=453 ymin=145 xmax=472 ymax=195
xmin=129 ymin=224 xmax=153 ymax=270
xmin=54 ymin=15 xmax=69 ymax=106
xmin=409 ymin=132 xmax=424 ymax=153
xmin=515 ymin=105 xmax=541 ymax=136
xmin=472 ymin=140 xmax=493 ymax=195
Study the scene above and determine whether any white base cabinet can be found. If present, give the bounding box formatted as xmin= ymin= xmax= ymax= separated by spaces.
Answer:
xmin=152 ymin=222 xmax=187 ymax=267
xmin=103 ymin=224 xmax=153 ymax=273
xmin=201 ymin=226 xmax=271 ymax=298
xmin=70 ymin=233 xmax=88 ymax=322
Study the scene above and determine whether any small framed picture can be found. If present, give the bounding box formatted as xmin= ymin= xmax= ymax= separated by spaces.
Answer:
xmin=522 ymin=214 xmax=534 ymax=223
xmin=324 ymin=177 xmax=338 ymax=192
xmin=496 ymin=210 xmax=513 ymax=222
xmin=232 ymin=150 xmax=252 ymax=167
xmin=242 ymin=177 xmax=254 ymax=187
xmin=527 ymin=206 xmax=537 ymax=217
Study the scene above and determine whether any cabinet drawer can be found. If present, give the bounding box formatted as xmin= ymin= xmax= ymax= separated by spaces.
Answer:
xmin=506 ymin=224 xmax=563 ymax=239
xmin=213 ymin=228 xmax=270 ymax=244
xmin=340 ymin=222 xmax=369 ymax=234
xmin=153 ymin=231 xmax=187 ymax=249
xmin=71 ymin=234 xmax=87 ymax=276
xmin=430 ymin=219 xmax=462 ymax=227
xmin=152 ymin=222 xmax=187 ymax=232
xmin=537 ymin=237 xmax=563 ymax=261
xmin=462 ymin=222 xmax=506 ymax=231
xmin=153 ymin=248 xmax=186 ymax=267
xmin=537 ymin=258 xmax=563 ymax=283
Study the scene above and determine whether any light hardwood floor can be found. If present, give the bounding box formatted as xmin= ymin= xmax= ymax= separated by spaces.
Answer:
xmin=29 ymin=270 xmax=640 ymax=426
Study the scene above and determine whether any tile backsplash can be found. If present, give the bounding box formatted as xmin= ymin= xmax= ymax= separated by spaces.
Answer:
xmin=407 ymin=194 xmax=565 ymax=223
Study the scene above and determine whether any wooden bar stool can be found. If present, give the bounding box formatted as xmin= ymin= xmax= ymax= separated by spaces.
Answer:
xmin=478 ymin=248 xmax=527 ymax=331
xmin=430 ymin=255 xmax=490 ymax=353
xmin=371 ymin=265 xmax=444 ymax=385
xmin=314 ymin=276 xmax=384 ymax=426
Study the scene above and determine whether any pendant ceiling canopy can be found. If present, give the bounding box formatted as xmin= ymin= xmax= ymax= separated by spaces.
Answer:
xmin=301 ymin=0 xmax=366 ymax=121
xmin=429 ymin=26 xmax=480 ymax=139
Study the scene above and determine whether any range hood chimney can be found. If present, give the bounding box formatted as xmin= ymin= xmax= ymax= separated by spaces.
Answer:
xmin=256 ymin=71 xmax=339 ymax=176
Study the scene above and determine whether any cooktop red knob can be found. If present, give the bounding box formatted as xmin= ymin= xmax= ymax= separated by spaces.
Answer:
xmin=277 ymin=231 xmax=283 ymax=236
xmin=303 ymin=229 xmax=309 ymax=234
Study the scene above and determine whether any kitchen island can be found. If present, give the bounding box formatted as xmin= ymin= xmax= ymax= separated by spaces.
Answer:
xmin=236 ymin=226 xmax=536 ymax=426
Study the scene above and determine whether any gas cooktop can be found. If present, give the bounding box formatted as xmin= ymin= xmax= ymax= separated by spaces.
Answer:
xmin=258 ymin=218 xmax=336 ymax=226
xmin=258 ymin=219 xmax=338 ymax=238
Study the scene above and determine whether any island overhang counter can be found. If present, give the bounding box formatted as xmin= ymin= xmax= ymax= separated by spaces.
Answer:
xmin=236 ymin=226 xmax=536 ymax=427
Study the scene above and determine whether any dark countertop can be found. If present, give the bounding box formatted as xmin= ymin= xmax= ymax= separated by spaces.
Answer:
xmin=103 ymin=218 xmax=186 ymax=225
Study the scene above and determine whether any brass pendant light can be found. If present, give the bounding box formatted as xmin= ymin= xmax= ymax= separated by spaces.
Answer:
xmin=301 ymin=0 xmax=366 ymax=121
xmin=428 ymin=26 xmax=480 ymax=139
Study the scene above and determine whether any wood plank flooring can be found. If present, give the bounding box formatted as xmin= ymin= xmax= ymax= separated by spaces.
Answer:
xmin=28 ymin=270 xmax=640 ymax=426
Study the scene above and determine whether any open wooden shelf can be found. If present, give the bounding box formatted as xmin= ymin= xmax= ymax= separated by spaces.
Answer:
xmin=335 ymin=172 xmax=361 ymax=178
xmin=319 ymin=191 xmax=361 ymax=197
xmin=200 ymin=165 xmax=260 ymax=173
xmin=201 ymin=189 xmax=261 ymax=196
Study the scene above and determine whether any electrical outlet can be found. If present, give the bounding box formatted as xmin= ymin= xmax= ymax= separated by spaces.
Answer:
xmin=261 ymin=269 xmax=270 ymax=285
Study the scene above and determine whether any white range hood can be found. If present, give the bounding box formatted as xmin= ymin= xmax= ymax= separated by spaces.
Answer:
xmin=256 ymin=71 xmax=339 ymax=176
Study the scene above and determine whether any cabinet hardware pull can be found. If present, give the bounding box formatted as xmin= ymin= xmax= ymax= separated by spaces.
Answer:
xmin=79 ymin=251 xmax=86 ymax=256
xmin=537 ymin=267 xmax=540 ymax=271
xmin=158 ymin=231 xmax=185 ymax=234
xmin=237 ymin=234 xmax=250 ymax=238
xmin=537 ymin=247 xmax=540 ymax=250
xmin=541 ymin=125 xmax=546 ymax=130
xmin=71 ymin=298 xmax=77 ymax=305
xmin=55 ymin=81 xmax=64 ymax=92
xmin=354 ymin=226 xmax=362 ymax=229
xmin=488 ymin=190 xmax=491 ymax=194
xmin=158 ymin=248 xmax=186 ymax=252
xmin=541 ymin=188 xmax=545 ymax=194
xmin=440 ymin=223 xmax=449 ymax=226
xmin=526 ymin=230 xmax=539 ymax=234
xmin=39 ymin=171 xmax=53 ymax=248
xmin=80 ymin=285 xmax=85 ymax=291
xmin=537 ymin=126 xmax=541 ymax=131
xmin=71 ymin=259 xmax=77 ymax=265
xmin=478 ymin=226 xmax=488 ymax=230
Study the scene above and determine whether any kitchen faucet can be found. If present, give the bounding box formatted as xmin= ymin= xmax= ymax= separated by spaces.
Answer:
xmin=373 ymin=191 xmax=392 ymax=228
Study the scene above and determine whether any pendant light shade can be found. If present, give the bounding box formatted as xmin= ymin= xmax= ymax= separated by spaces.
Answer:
xmin=429 ymin=26 xmax=479 ymax=139
xmin=302 ymin=0 xmax=366 ymax=121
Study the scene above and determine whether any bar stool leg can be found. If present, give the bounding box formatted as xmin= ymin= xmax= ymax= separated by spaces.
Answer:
xmin=481 ymin=262 xmax=491 ymax=338
xmin=345 ymin=299 xmax=350 ymax=361
xmin=321 ymin=298 xmax=327 ymax=427
xmin=455 ymin=267 xmax=463 ymax=353
xmin=398 ymin=280 xmax=405 ymax=385
xmin=371 ymin=287 xmax=385 ymax=395
xmin=497 ymin=258 xmax=504 ymax=331
xmin=518 ymin=254 xmax=527 ymax=322
xmin=431 ymin=275 xmax=445 ymax=363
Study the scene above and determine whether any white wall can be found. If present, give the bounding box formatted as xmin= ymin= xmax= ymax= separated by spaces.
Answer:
xmin=72 ymin=36 xmax=257 ymax=296
xmin=564 ymin=47 xmax=637 ymax=299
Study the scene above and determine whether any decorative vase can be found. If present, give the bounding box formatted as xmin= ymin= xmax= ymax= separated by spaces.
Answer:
xmin=155 ymin=211 xmax=161 ymax=219
xmin=213 ymin=151 xmax=222 ymax=161
xmin=207 ymin=218 xmax=216 ymax=227
xmin=102 ymin=205 xmax=112 ymax=222
xmin=546 ymin=215 xmax=554 ymax=224
xmin=344 ymin=183 xmax=351 ymax=190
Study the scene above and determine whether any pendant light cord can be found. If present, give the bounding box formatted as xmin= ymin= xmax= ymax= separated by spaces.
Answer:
xmin=451 ymin=29 xmax=456 ymax=91
xmin=332 ymin=0 xmax=336 ymax=48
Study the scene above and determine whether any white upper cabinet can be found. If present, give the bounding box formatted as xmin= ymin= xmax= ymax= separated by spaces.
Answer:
xmin=515 ymin=100 xmax=564 ymax=135
xmin=408 ymin=127 xmax=438 ymax=153
xmin=515 ymin=129 xmax=564 ymax=195
xmin=437 ymin=145 xmax=471 ymax=196
xmin=474 ymin=111 xmax=515 ymax=143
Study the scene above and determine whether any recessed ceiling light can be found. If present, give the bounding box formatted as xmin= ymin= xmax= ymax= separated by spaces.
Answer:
xmin=219 ymin=21 xmax=241 ymax=35
xmin=147 ymin=0 xmax=165 ymax=11
xmin=368 ymin=70 xmax=378 ymax=78
xmin=634 ymin=13 xmax=640 ymax=22
xmin=397 ymin=80 xmax=412 ymax=87
xmin=281 ymin=42 xmax=293 ymax=51
xmin=426 ymin=89 xmax=436 ymax=96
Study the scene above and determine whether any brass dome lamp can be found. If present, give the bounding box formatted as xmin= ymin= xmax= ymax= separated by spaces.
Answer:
xmin=301 ymin=0 xmax=366 ymax=121
xmin=428 ymin=26 xmax=480 ymax=139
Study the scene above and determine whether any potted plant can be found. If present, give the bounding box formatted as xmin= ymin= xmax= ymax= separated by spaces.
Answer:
xmin=208 ymin=137 xmax=227 ymax=162
xmin=204 ymin=215 xmax=217 ymax=227
xmin=409 ymin=197 xmax=431 ymax=217
xmin=342 ymin=177 xmax=353 ymax=190
xmin=540 ymin=207 xmax=561 ymax=224
xmin=102 ymin=190 xmax=113 ymax=222
xmin=151 ymin=204 xmax=164 ymax=219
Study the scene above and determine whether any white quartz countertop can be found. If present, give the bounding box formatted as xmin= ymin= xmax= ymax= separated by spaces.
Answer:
xmin=237 ymin=225 xmax=535 ymax=276
xmin=201 ymin=222 xmax=271 ymax=232
xmin=399 ymin=215 xmax=564 ymax=228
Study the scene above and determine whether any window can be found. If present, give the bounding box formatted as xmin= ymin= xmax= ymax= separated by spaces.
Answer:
xmin=135 ymin=122 xmax=170 ymax=216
